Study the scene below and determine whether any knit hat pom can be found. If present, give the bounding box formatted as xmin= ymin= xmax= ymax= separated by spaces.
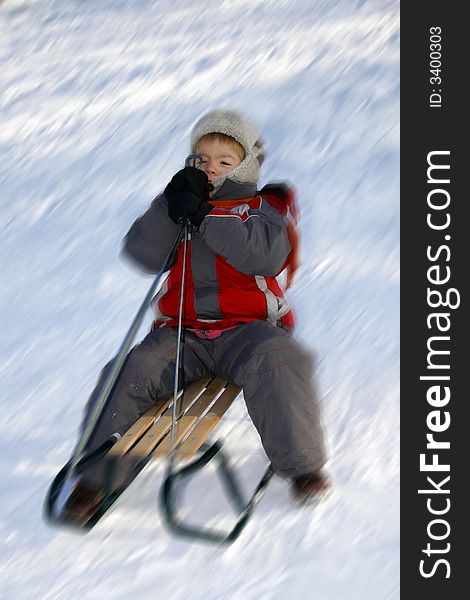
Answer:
xmin=190 ymin=109 xmax=265 ymax=193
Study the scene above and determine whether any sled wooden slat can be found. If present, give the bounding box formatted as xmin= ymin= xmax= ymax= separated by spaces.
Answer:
xmin=108 ymin=378 xmax=211 ymax=457
xmin=128 ymin=377 xmax=228 ymax=458
xmin=149 ymin=415 xmax=199 ymax=458
xmin=151 ymin=378 xmax=233 ymax=458
xmin=107 ymin=399 xmax=170 ymax=456
xmin=176 ymin=384 xmax=241 ymax=459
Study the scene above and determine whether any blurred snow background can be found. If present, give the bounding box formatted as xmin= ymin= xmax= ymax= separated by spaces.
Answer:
xmin=0 ymin=0 xmax=399 ymax=598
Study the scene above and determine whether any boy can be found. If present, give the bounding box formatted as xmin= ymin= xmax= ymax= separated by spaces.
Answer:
xmin=64 ymin=109 xmax=328 ymax=520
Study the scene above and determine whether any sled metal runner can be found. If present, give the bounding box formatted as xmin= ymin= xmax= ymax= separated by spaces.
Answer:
xmin=45 ymin=376 xmax=273 ymax=543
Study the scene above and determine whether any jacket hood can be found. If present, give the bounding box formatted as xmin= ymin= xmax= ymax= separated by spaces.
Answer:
xmin=190 ymin=109 xmax=265 ymax=194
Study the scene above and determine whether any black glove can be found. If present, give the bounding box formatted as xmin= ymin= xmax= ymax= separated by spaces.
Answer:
xmin=165 ymin=166 xmax=209 ymax=200
xmin=164 ymin=167 xmax=212 ymax=226
xmin=166 ymin=191 xmax=213 ymax=226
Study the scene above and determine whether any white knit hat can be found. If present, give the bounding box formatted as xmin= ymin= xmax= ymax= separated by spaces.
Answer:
xmin=190 ymin=109 xmax=265 ymax=193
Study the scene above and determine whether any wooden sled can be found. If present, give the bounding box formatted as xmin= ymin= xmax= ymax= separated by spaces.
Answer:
xmin=45 ymin=377 xmax=243 ymax=530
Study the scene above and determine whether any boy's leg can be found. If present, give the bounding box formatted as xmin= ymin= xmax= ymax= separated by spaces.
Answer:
xmin=214 ymin=321 xmax=327 ymax=479
xmin=76 ymin=327 xmax=213 ymax=486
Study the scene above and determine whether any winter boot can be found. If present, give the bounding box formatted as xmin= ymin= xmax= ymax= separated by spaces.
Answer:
xmin=291 ymin=471 xmax=330 ymax=504
xmin=62 ymin=480 xmax=105 ymax=523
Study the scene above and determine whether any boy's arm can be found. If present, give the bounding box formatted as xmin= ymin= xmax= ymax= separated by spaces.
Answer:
xmin=197 ymin=201 xmax=291 ymax=275
xmin=121 ymin=194 xmax=180 ymax=273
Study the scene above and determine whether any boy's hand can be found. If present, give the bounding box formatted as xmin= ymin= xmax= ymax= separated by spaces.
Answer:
xmin=164 ymin=167 xmax=209 ymax=200
xmin=164 ymin=168 xmax=212 ymax=226
xmin=166 ymin=191 xmax=213 ymax=226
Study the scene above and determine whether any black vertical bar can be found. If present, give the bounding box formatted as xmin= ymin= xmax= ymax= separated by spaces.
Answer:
xmin=401 ymin=4 xmax=465 ymax=598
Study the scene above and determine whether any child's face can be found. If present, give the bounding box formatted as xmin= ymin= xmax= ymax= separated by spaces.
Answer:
xmin=195 ymin=138 xmax=243 ymax=186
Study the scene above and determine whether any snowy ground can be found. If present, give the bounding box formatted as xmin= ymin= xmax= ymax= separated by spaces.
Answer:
xmin=1 ymin=0 xmax=399 ymax=598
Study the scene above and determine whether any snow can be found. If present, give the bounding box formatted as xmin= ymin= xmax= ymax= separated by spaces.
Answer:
xmin=0 ymin=0 xmax=399 ymax=598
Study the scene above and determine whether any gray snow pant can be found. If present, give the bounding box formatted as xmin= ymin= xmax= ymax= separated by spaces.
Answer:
xmin=80 ymin=320 xmax=326 ymax=484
